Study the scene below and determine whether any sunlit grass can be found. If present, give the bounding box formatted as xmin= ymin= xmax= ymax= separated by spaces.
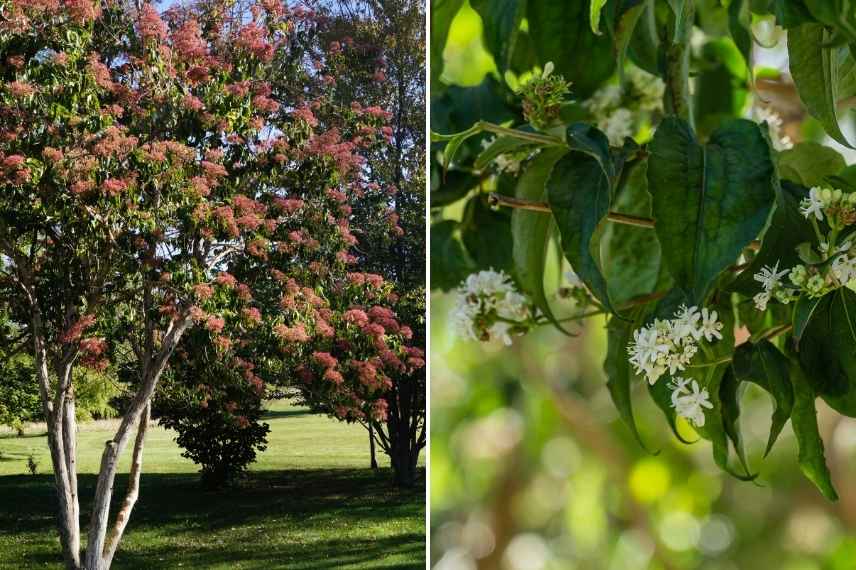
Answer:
xmin=0 ymin=400 xmax=425 ymax=569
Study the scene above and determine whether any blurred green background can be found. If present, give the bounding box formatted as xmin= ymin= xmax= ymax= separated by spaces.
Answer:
xmin=430 ymin=3 xmax=856 ymax=569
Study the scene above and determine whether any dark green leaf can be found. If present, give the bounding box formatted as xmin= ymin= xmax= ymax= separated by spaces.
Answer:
xmin=793 ymin=293 xmax=824 ymax=344
xmin=798 ymin=288 xmax=856 ymax=417
xmin=647 ymin=117 xmax=777 ymax=304
xmin=512 ymin=148 xmax=568 ymax=329
xmin=527 ymin=0 xmax=615 ymax=97
xmin=604 ymin=311 xmax=651 ymax=450
xmin=732 ymin=340 xmax=794 ymax=455
xmin=430 ymin=220 xmax=475 ymax=291
xmin=431 ymin=167 xmax=480 ymax=208
xmin=470 ymin=0 xmax=526 ymax=73
xmin=461 ymin=195 xmax=515 ymax=275
xmin=789 ymin=360 xmax=839 ymax=500
xmin=719 ymin=367 xmax=752 ymax=476
xmin=547 ymin=132 xmax=614 ymax=311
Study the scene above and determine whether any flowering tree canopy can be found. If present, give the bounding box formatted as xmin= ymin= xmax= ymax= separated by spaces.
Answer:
xmin=432 ymin=0 xmax=856 ymax=501
xmin=0 ymin=0 xmax=422 ymax=568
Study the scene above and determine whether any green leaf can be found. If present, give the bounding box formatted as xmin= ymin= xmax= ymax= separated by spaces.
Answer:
xmin=431 ymin=167 xmax=480 ymax=208
xmin=604 ymin=311 xmax=651 ymax=450
xmin=610 ymin=1 xmax=647 ymax=82
xmin=547 ymin=127 xmax=614 ymax=311
xmin=732 ymin=340 xmax=794 ymax=455
xmin=527 ymin=0 xmax=615 ymax=97
xmin=470 ymin=0 xmax=526 ymax=73
xmin=797 ymin=288 xmax=856 ymax=417
xmin=788 ymin=23 xmax=855 ymax=148
xmin=601 ymin=159 xmax=666 ymax=305
xmin=789 ymin=360 xmax=839 ymax=500
xmin=461 ymin=195 xmax=515 ymax=275
xmin=728 ymin=0 xmax=752 ymax=71
xmin=719 ymin=367 xmax=752 ymax=476
xmin=647 ymin=117 xmax=777 ymax=305
xmin=512 ymin=148 xmax=568 ymax=329
xmin=778 ymin=142 xmax=846 ymax=187
xmin=430 ymin=220 xmax=475 ymax=291
xmin=793 ymin=293 xmax=824 ymax=344
xmin=590 ymin=0 xmax=608 ymax=34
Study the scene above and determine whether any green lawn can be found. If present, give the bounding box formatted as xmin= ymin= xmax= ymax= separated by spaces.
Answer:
xmin=0 ymin=400 xmax=425 ymax=569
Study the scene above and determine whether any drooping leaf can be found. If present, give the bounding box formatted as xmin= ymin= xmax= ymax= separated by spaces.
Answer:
xmin=792 ymin=293 xmax=825 ymax=344
xmin=512 ymin=148 xmax=568 ymax=329
xmin=788 ymin=23 xmax=855 ymax=148
xmin=732 ymin=340 xmax=794 ymax=455
xmin=527 ymin=0 xmax=615 ymax=97
xmin=547 ymin=127 xmax=614 ymax=311
xmin=719 ymin=367 xmax=752 ymax=476
xmin=604 ymin=311 xmax=651 ymax=450
xmin=797 ymin=288 xmax=856 ymax=417
xmin=430 ymin=220 xmax=475 ymax=291
xmin=789 ymin=360 xmax=839 ymax=501
xmin=609 ymin=0 xmax=647 ymax=82
xmin=778 ymin=142 xmax=846 ymax=188
xmin=461 ymin=194 xmax=515 ymax=276
xmin=728 ymin=0 xmax=752 ymax=70
xmin=647 ymin=117 xmax=777 ymax=305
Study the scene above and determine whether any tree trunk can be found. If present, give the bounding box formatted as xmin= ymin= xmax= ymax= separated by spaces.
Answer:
xmin=369 ymin=422 xmax=378 ymax=470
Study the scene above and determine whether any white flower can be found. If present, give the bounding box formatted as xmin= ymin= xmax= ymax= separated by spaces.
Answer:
xmin=753 ymin=260 xmax=789 ymax=292
xmin=800 ymin=187 xmax=825 ymax=221
xmin=698 ymin=308 xmax=723 ymax=342
xmin=754 ymin=106 xmax=793 ymax=151
xmin=753 ymin=291 xmax=771 ymax=311
xmin=627 ymin=66 xmax=665 ymax=112
xmin=584 ymin=84 xmax=622 ymax=115
xmin=671 ymin=304 xmax=700 ymax=342
xmin=670 ymin=378 xmax=713 ymax=428
xmin=450 ymin=269 xmax=531 ymax=345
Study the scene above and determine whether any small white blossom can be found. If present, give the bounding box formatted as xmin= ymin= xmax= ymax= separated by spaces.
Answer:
xmin=542 ymin=61 xmax=554 ymax=79
xmin=753 ymin=106 xmax=793 ymax=151
xmin=450 ymin=269 xmax=531 ymax=346
xmin=670 ymin=378 xmax=713 ymax=427
xmin=753 ymin=260 xmax=789 ymax=292
xmin=832 ymin=254 xmax=856 ymax=284
xmin=800 ymin=187 xmax=825 ymax=221
xmin=753 ymin=291 xmax=771 ymax=311
xmin=626 ymin=66 xmax=665 ymax=112
xmin=699 ymin=308 xmax=724 ymax=342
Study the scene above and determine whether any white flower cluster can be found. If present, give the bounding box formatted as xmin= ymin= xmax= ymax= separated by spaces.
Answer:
xmin=627 ymin=305 xmax=723 ymax=385
xmin=450 ymin=269 xmax=531 ymax=346
xmin=831 ymin=251 xmax=856 ymax=284
xmin=583 ymin=67 xmax=664 ymax=146
xmin=752 ymin=106 xmax=793 ymax=151
xmin=669 ymin=377 xmax=713 ymax=428
xmin=799 ymin=186 xmax=856 ymax=225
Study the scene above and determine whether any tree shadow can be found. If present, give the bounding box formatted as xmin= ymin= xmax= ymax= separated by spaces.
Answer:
xmin=0 ymin=467 xmax=425 ymax=569
xmin=259 ymin=409 xmax=314 ymax=420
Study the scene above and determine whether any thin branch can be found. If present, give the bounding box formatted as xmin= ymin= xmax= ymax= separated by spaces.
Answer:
xmin=488 ymin=193 xmax=656 ymax=229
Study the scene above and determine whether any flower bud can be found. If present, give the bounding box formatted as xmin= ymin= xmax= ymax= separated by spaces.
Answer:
xmin=789 ymin=264 xmax=807 ymax=286
xmin=822 ymin=188 xmax=833 ymax=204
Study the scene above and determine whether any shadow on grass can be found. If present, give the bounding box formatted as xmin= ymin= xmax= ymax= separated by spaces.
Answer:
xmin=0 ymin=467 xmax=425 ymax=570
xmin=260 ymin=408 xmax=315 ymax=420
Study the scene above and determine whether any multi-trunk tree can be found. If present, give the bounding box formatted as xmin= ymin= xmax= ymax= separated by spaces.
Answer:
xmin=0 ymin=0 xmax=420 ymax=567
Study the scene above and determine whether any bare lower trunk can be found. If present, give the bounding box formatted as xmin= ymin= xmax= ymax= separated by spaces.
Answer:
xmin=84 ymin=317 xmax=189 ymax=570
xmin=369 ymin=423 xmax=378 ymax=470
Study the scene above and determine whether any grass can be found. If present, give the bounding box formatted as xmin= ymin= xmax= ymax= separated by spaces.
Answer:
xmin=0 ymin=400 xmax=425 ymax=569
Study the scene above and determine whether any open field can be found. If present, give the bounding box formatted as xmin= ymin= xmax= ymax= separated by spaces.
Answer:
xmin=0 ymin=400 xmax=425 ymax=569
